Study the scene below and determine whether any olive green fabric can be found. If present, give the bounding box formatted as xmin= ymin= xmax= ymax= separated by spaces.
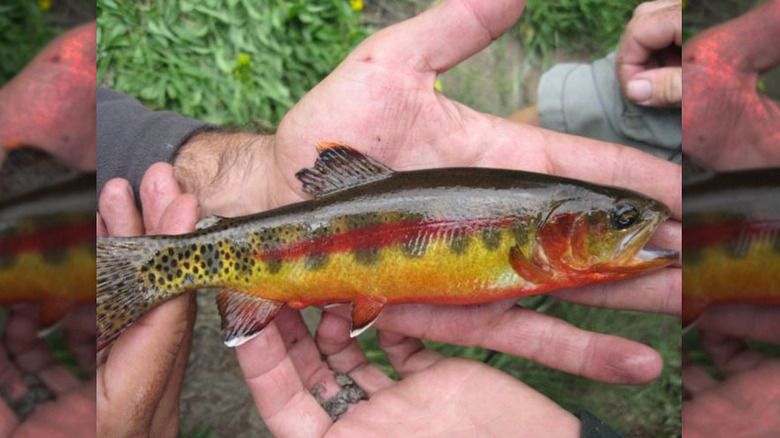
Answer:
xmin=538 ymin=52 xmax=681 ymax=163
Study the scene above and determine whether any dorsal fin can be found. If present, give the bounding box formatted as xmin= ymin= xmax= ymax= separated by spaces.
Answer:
xmin=0 ymin=146 xmax=82 ymax=204
xmin=295 ymin=142 xmax=394 ymax=198
xmin=681 ymin=153 xmax=716 ymax=186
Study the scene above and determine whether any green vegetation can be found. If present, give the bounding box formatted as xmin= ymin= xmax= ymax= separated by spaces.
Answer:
xmin=516 ymin=0 xmax=644 ymax=66
xmin=0 ymin=0 xmax=58 ymax=85
xmin=98 ymin=0 xmax=370 ymax=129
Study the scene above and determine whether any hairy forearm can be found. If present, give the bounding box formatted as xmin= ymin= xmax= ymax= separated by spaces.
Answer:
xmin=173 ymin=132 xmax=276 ymax=216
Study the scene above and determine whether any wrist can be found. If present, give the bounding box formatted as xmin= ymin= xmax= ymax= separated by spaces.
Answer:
xmin=173 ymin=131 xmax=277 ymax=216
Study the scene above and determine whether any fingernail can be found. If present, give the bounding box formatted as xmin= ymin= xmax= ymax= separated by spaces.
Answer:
xmin=626 ymin=79 xmax=653 ymax=102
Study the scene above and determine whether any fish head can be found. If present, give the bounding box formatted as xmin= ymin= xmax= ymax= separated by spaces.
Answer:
xmin=537 ymin=188 xmax=677 ymax=280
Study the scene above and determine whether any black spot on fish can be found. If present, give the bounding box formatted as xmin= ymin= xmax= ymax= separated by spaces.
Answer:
xmin=480 ymin=227 xmax=502 ymax=251
xmin=773 ymin=230 xmax=780 ymax=254
xmin=354 ymin=247 xmax=380 ymax=266
xmin=511 ymin=220 xmax=533 ymax=247
xmin=41 ymin=248 xmax=68 ymax=265
xmin=449 ymin=231 xmax=471 ymax=255
xmin=305 ymin=252 xmax=329 ymax=270
xmin=267 ymin=258 xmax=282 ymax=274
xmin=346 ymin=213 xmax=379 ymax=230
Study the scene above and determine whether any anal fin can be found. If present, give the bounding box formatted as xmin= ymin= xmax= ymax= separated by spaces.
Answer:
xmin=350 ymin=296 xmax=386 ymax=337
xmin=216 ymin=290 xmax=283 ymax=347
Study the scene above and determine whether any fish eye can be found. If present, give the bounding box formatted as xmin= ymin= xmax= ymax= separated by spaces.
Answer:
xmin=611 ymin=203 xmax=638 ymax=230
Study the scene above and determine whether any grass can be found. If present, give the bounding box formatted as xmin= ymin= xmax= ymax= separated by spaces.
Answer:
xmin=98 ymin=0 xmax=370 ymax=129
xmin=515 ymin=0 xmax=644 ymax=67
xmin=98 ymin=1 xmax=680 ymax=436
xmin=0 ymin=0 xmax=59 ymax=85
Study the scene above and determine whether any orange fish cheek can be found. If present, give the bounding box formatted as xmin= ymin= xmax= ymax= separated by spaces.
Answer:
xmin=537 ymin=213 xmax=577 ymax=271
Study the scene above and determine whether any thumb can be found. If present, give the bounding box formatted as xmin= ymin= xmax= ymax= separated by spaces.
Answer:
xmin=624 ymin=66 xmax=681 ymax=107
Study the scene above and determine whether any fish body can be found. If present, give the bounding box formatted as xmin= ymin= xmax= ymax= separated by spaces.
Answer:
xmin=682 ymin=161 xmax=780 ymax=325
xmin=0 ymin=147 xmax=96 ymax=326
xmin=98 ymin=143 xmax=676 ymax=349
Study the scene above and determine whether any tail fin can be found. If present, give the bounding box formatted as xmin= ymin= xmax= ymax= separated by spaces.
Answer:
xmin=97 ymin=236 xmax=181 ymax=351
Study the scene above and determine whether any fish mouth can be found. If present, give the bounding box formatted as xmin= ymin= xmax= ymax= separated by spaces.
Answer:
xmin=611 ymin=210 xmax=678 ymax=273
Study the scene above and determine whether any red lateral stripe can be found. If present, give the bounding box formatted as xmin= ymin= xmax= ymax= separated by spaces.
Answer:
xmin=0 ymin=220 xmax=96 ymax=255
xmin=255 ymin=218 xmax=513 ymax=261
xmin=683 ymin=219 xmax=780 ymax=248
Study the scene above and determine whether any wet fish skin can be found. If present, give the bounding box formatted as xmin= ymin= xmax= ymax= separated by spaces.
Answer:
xmin=682 ymin=162 xmax=780 ymax=325
xmin=97 ymin=143 xmax=676 ymax=350
xmin=0 ymin=147 xmax=96 ymax=327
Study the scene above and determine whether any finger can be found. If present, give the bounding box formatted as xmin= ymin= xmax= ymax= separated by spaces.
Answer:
xmin=98 ymin=178 xmax=143 ymax=236
xmin=551 ymin=268 xmax=681 ymax=316
xmin=139 ymin=162 xmax=184 ymax=234
xmin=354 ymin=0 xmax=526 ymax=74
xmin=624 ymin=66 xmax=682 ymax=107
xmin=0 ymin=345 xmax=24 ymax=433
xmin=377 ymin=330 xmax=443 ymax=376
xmin=315 ymin=312 xmax=394 ymax=394
xmin=617 ymin=1 xmax=682 ymax=101
xmin=235 ymin=321 xmax=331 ymax=437
xmin=699 ymin=330 xmax=765 ymax=376
xmin=97 ymin=212 xmax=107 ymax=237
xmin=271 ymin=309 xmax=347 ymax=403
xmin=326 ymin=300 xmax=663 ymax=384
xmin=97 ymin=192 xmax=198 ymax=436
xmin=60 ymin=304 xmax=98 ymax=373
xmin=149 ymin=294 xmax=197 ymax=438
xmin=697 ymin=304 xmax=780 ymax=345
xmin=681 ymin=361 xmax=716 ymax=396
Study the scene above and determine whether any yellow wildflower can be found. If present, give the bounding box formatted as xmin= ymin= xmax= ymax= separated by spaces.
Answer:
xmin=350 ymin=0 xmax=363 ymax=12
xmin=434 ymin=78 xmax=444 ymax=92
xmin=37 ymin=0 xmax=50 ymax=12
xmin=237 ymin=53 xmax=251 ymax=67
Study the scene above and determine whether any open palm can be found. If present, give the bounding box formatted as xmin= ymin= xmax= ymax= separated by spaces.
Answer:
xmin=237 ymin=307 xmax=580 ymax=437
xmin=256 ymin=0 xmax=681 ymax=385
xmin=682 ymin=1 xmax=780 ymax=168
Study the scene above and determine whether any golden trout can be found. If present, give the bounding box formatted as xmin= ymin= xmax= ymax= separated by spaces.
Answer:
xmin=97 ymin=143 xmax=677 ymax=350
xmin=682 ymin=155 xmax=780 ymax=326
xmin=0 ymin=146 xmax=96 ymax=327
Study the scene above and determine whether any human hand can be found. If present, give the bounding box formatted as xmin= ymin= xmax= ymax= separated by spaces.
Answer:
xmin=96 ymin=163 xmax=198 ymax=437
xmin=616 ymin=0 xmax=682 ymax=107
xmin=682 ymin=0 xmax=780 ymax=168
xmin=236 ymin=308 xmax=580 ymax=437
xmin=0 ymin=304 xmax=95 ymax=437
xmin=0 ymin=22 xmax=96 ymax=170
xmin=176 ymin=0 xmax=681 ymax=384
xmin=682 ymin=305 xmax=780 ymax=437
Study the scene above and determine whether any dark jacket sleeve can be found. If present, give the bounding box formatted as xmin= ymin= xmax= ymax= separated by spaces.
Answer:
xmin=96 ymin=86 xmax=216 ymax=202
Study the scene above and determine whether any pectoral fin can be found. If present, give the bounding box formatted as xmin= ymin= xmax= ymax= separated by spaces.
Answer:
xmin=508 ymin=245 xmax=556 ymax=284
xmin=350 ymin=296 xmax=386 ymax=337
xmin=216 ymin=290 xmax=283 ymax=347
